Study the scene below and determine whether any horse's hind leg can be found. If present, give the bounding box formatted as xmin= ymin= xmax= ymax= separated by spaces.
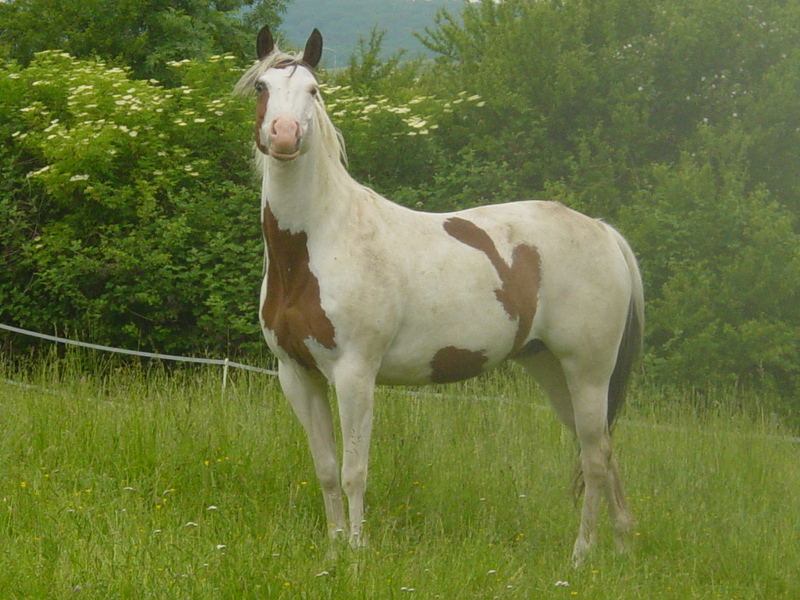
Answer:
xmin=517 ymin=351 xmax=598 ymax=562
xmin=519 ymin=351 xmax=632 ymax=565
xmin=516 ymin=350 xmax=576 ymax=433
xmin=278 ymin=361 xmax=347 ymax=539
xmin=605 ymin=452 xmax=633 ymax=554
xmin=566 ymin=369 xmax=632 ymax=566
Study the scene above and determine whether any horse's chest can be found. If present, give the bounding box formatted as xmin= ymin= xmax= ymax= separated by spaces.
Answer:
xmin=261 ymin=208 xmax=336 ymax=370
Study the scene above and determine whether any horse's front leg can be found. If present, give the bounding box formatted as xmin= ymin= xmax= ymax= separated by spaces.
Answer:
xmin=333 ymin=359 xmax=377 ymax=547
xmin=278 ymin=361 xmax=347 ymax=539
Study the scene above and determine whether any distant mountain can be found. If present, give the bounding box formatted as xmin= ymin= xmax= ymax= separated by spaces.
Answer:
xmin=280 ymin=0 xmax=464 ymax=65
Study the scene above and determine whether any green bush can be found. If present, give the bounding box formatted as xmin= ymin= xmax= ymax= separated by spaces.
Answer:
xmin=1 ymin=52 xmax=263 ymax=356
xmin=620 ymin=127 xmax=800 ymax=394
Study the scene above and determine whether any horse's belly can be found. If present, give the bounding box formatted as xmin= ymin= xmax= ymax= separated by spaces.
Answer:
xmin=376 ymin=314 xmax=517 ymax=385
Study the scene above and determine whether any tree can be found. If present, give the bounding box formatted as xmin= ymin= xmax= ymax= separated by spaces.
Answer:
xmin=0 ymin=0 xmax=287 ymax=84
xmin=619 ymin=126 xmax=800 ymax=392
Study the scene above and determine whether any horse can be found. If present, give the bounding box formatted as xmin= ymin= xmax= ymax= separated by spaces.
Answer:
xmin=235 ymin=25 xmax=644 ymax=566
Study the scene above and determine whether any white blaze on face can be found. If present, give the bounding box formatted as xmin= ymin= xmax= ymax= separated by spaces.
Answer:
xmin=253 ymin=66 xmax=319 ymax=161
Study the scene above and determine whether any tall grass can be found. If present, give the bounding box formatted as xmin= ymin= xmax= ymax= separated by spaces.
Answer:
xmin=0 ymin=357 xmax=797 ymax=599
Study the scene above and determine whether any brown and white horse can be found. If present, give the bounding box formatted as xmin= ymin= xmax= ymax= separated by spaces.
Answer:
xmin=236 ymin=26 xmax=644 ymax=565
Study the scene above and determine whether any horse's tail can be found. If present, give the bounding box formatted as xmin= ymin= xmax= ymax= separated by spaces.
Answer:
xmin=607 ymin=228 xmax=645 ymax=427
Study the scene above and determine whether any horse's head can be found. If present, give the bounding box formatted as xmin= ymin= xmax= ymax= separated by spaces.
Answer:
xmin=250 ymin=26 xmax=323 ymax=162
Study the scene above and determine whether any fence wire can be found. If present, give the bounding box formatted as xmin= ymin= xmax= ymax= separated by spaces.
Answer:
xmin=0 ymin=323 xmax=277 ymax=377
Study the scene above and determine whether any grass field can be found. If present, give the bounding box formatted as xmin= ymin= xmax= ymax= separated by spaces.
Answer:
xmin=0 ymin=357 xmax=797 ymax=599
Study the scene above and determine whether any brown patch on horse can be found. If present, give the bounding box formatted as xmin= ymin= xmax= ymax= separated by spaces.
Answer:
xmin=261 ymin=205 xmax=336 ymax=370
xmin=430 ymin=346 xmax=489 ymax=383
xmin=443 ymin=217 xmax=541 ymax=353
xmin=254 ymin=88 xmax=270 ymax=155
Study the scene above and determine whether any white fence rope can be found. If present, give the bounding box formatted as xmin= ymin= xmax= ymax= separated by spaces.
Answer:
xmin=0 ymin=323 xmax=277 ymax=377
xmin=2 ymin=323 xmax=798 ymax=445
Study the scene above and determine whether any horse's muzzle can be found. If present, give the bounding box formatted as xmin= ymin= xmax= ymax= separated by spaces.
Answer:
xmin=268 ymin=117 xmax=302 ymax=161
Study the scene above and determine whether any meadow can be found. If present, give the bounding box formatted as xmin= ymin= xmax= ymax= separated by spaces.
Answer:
xmin=0 ymin=356 xmax=797 ymax=599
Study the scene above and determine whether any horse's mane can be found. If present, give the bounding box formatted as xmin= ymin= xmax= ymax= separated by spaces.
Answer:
xmin=234 ymin=49 xmax=348 ymax=175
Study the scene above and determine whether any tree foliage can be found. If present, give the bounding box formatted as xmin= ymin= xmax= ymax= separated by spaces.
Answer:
xmin=0 ymin=0 xmax=287 ymax=84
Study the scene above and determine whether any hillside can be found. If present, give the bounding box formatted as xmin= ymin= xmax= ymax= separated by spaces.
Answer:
xmin=281 ymin=0 xmax=464 ymax=63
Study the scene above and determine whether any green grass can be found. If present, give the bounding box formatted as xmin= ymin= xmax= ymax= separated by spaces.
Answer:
xmin=0 ymin=358 xmax=798 ymax=599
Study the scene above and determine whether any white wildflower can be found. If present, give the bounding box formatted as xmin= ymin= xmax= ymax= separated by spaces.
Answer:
xmin=26 ymin=165 xmax=51 ymax=179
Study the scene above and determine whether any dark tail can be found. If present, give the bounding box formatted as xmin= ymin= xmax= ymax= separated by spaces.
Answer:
xmin=607 ymin=296 xmax=644 ymax=426
xmin=607 ymin=230 xmax=645 ymax=427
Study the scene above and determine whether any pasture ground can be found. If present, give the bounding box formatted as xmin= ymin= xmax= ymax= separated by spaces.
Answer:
xmin=0 ymin=357 xmax=797 ymax=599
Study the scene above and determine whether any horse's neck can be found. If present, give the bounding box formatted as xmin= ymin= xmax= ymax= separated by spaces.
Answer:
xmin=261 ymin=149 xmax=352 ymax=234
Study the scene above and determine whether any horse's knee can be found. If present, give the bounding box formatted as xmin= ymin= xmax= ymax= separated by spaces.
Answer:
xmin=341 ymin=464 xmax=367 ymax=498
xmin=316 ymin=462 xmax=340 ymax=495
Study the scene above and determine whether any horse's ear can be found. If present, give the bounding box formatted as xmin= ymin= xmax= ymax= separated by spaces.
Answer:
xmin=303 ymin=29 xmax=323 ymax=69
xmin=256 ymin=25 xmax=275 ymax=60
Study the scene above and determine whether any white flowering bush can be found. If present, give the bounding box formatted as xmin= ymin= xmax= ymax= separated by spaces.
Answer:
xmin=1 ymin=51 xmax=263 ymax=354
xmin=12 ymin=52 xmax=249 ymax=206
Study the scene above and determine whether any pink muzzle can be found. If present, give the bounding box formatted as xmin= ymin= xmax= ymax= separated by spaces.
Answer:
xmin=267 ymin=117 xmax=302 ymax=161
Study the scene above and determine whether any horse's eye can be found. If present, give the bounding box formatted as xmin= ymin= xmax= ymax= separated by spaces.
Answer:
xmin=255 ymin=82 xmax=265 ymax=93
xmin=310 ymin=86 xmax=319 ymax=97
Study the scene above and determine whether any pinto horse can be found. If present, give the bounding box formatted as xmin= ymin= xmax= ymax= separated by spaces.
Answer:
xmin=236 ymin=26 xmax=644 ymax=565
